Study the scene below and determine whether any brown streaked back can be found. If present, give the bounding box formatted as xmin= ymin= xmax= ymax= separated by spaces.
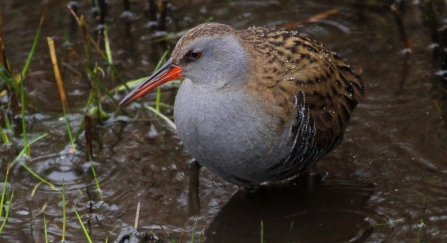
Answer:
xmin=237 ymin=26 xmax=364 ymax=147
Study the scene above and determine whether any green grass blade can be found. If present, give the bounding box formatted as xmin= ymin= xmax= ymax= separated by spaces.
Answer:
xmin=145 ymin=106 xmax=176 ymax=130
xmin=62 ymin=103 xmax=76 ymax=150
xmin=62 ymin=180 xmax=66 ymax=241
xmin=44 ymin=215 xmax=49 ymax=243
xmin=0 ymin=65 xmax=17 ymax=91
xmin=3 ymin=110 xmax=14 ymax=137
xmin=13 ymin=133 xmax=55 ymax=191
xmin=0 ymin=125 xmax=10 ymax=145
xmin=20 ymin=75 xmax=29 ymax=155
xmin=0 ymin=163 xmax=11 ymax=220
xmin=155 ymin=87 xmax=162 ymax=111
xmin=113 ymin=48 xmax=171 ymax=94
xmin=21 ymin=0 xmax=48 ymax=78
xmin=98 ymin=77 xmax=119 ymax=106
xmin=10 ymin=133 xmax=48 ymax=166
xmin=0 ymin=190 xmax=14 ymax=234
xmin=104 ymin=25 xmax=113 ymax=64
xmin=288 ymin=221 xmax=294 ymax=243
xmin=190 ymin=219 xmax=199 ymax=242
xmin=113 ymin=76 xmax=153 ymax=92
xmin=73 ymin=200 xmax=93 ymax=243
xmin=89 ymin=159 xmax=103 ymax=200
xmin=0 ymin=66 xmax=37 ymax=110
xmin=416 ymin=196 xmax=426 ymax=243
xmin=153 ymin=49 xmax=170 ymax=111
xmin=20 ymin=163 xmax=58 ymax=191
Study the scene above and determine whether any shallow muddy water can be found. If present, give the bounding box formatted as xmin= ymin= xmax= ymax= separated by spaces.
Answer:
xmin=1 ymin=0 xmax=447 ymax=242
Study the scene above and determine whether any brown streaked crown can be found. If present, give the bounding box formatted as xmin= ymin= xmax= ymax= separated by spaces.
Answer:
xmin=171 ymin=23 xmax=237 ymax=61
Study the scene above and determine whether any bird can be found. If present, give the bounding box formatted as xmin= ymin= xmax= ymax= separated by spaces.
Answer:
xmin=119 ymin=23 xmax=364 ymax=186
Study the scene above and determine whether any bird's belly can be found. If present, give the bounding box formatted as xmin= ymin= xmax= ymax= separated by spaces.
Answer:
xmin=174 ymin=82 xmax=295 ymax=184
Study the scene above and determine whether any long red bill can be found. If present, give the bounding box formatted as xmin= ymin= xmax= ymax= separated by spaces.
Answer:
xmin=119 ymin=58 xmax=182 ymax=107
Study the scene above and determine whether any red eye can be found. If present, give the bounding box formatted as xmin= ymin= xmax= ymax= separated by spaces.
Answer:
xmin=189 ymin=50 xmax=201 ymax=59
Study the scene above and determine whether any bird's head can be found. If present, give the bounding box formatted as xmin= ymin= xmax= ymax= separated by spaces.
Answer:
xmin=119 ymin=23 xmax=249 ymax=107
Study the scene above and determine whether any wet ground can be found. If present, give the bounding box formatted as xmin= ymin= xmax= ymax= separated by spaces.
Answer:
xmin=1 ymin=0 xmax=447 ymax=242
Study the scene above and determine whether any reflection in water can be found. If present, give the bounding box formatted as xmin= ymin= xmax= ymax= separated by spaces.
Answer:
xmin=205 ymin=175 xmax=378 ymax=243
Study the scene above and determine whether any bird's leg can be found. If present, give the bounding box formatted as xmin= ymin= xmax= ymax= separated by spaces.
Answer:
xmin=304 ymin=165 xmax=322 ymax=192
xmin=188 ymin=160 xmax=201 ymax=216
